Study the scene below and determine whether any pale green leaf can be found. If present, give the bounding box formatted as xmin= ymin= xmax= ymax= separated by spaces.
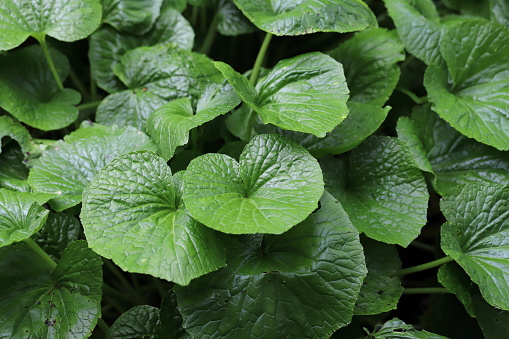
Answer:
xmin=183 ymin=134 xmax=324 ymax=234
xmin=102 ymin=0 xmax=163 ymax=34
xmin=217 ymin=0 xmax=255 ymax=36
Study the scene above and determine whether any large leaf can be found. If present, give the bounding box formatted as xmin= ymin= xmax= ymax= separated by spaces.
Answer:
xmin=233 ymin=0 xmax=377 ymax=35
xmin=89 ymin=7 xmax=194 ymax=93
xmin=81 ymin=151 xmax=226 ymax=286
xmin=438 ymin=263 xmax=509 ymax=339
xmin=383 ymin=0 xmax=444 ymax=66
xmin=28 ymin=122 xmax=157 ymax=211
xmin=147 ymin=83 xmax=240 ymax=161
xmin=159 ymin=291 xmax=190 ymax=339
xmin=369 ymin=318 xmax=449 ymax=338
xmin=183 ymin=134 xmax=324 ymax=234
xmin=354 ymin=236 xmax=403 ymax=315
xmin=0 ymin=0 xmax=101 ymax=51
xmin=96 ymin=44 xmax=224 ymax=129
xmin=491 ymin=0 xmax=509 ymax=28
xmin=424 ymin=20 xmax=509 ymax=151
xmin=0 ymin=240 xmax=102 ymax=338
xmin=102 ymin=0 xmax=163 ymax=34
xmin=215 ymin=52 xmax=349 ymax=137
xmin=322 ymin=136 xmax=429 ymax=247
xmin=0 ymin=189 xmax=51 ymax=248
xmin=397 ymin=104 xmax=509 ymax=195
xmin=106 ymin=305 xmax=164 ymax=339
xmin=440 ymin=183 xmax=509 ymax=311
xmin=0 ymin=143 xmax=30 ymax=192
xmin=0 ymin=45 xmax=81 ymax=131
xmin=32 ymin=212 xmax=80 ymax=261
xmin=217 ymin=0 xmax=255 ymax=36
xmin=175 ymin=192 xmax=366 ymax=338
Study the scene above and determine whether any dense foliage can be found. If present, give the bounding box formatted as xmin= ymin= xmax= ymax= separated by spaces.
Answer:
xmin=0 ymin=0 xmax=508 ymax=338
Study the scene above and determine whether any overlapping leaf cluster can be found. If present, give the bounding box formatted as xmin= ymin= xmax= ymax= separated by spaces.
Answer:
xmin=0 ymin=0 xmax=508 ymax=338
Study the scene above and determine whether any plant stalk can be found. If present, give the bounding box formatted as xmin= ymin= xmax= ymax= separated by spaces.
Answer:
xmin=403 ymin=287 xmax=451 ymax=295
xmin=96 ymin=318 xmax=110 ymax=333
xmin=77 ymin=100 xmax=102 ymax=111
xmin=24 ymin=238 xmax=57 ymax=270
xmin=249 ymin=32 xmax=273 ymax=86
xmin=397 ymin=256 xmax=453 ymax=277
xmin=200 ymin=13 xmax=219 ymax=55
xmin=37 ymin=36 xmax=64 ymax=91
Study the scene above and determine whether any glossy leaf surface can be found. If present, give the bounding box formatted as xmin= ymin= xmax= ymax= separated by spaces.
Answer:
xmin=81 ymin=151 xmax=226 ymax=285
xmin=183 ymin=134 xmax=324 ymax=234
xmin=322 ymin=136 xmax=429 ymax=247
xmin=106 ymin=305 xmax=164 ymax=338
xmin=0 ymin=240 xmax=102 ymax=338
xmin=175 ymin=192 xmax=366 ymax=338
xmin=102 ymin=0 xmax=164 ymax=34
xmin=32 ymin=212 xmax=80 ymax=261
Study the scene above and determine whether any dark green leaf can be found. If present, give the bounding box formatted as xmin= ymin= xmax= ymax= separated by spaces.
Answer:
xmin=0 ymin=45 xmax=80 ymax=131
xmin=0 ymin=240 xmax=102 ymax=338
xmin=183 ymin=134 xmax=324 ymax=234
xmin=424 ymin=20 xmax=509 ymax=150
xmin=97 ymin=44 xmax=224 ymax=129
xmin=397 ymin=104 xmax=509 ymax=195
xmin=175 ymin=192 xmax=366 ymax=338
xmin=0 ymin=116 xmax=33 ymax=156
xmin=233 ymin=0 xmax=377 ymax=35
xmin=0 ymin=0 xmax=101 ymax=51
xmin=354 ymin=236 xmax=403 ymax=315
xmin=322 ymin=136 xmax=429 ymax=247
xmin=216 ymin=52 xmax=349 ymax=137
xmin=370 ymin=318 xmax=450 ymax=338
xmin=102 ymin=0 xmax=164 ymax=34
xmin=32 ymin=212 xmax=80 ymax=261
xmin=28 ymin=123 xmax=157 ymax=211
xmin=440 ymin=183 xmax=509 ymax=311
xmin=160 ymin=291 xmax=190 ymax=339
xmin=89 ymin=7 xmax=194 ymax=93
xmin=0 ymin=143 xmax=30 ymax=192
xmin=106 ymin=305 xmax=164 ymax=339
xmin=81 ymin=151 xmax=226 ymax=285
xmin=217 ymin=0 xmax=256 ymax=36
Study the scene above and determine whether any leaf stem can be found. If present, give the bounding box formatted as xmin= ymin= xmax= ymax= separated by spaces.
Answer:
xmin=36 ymin=36 xmax=64 ymax=91
xmin=397 ymin=256 xmax=453 ymax=277
xmin=403 ymin=287 xmax=451 ymax=295
xmin=24 ymin=238 xmax=57 ymax=270
xmin=200 ymin=13 xmax=219 ymax=55
xmin=249 ymin=32 xmax=273 ymax=86
xmin=409 ymin=240 xmax=435 ymax=253
xmin=396 ymin=87 xmax=428 ymax=104
xmin=77 ymin=100 xmax=102 ymax=111
xmin=96 ymin=318 xmax=110 ymax=333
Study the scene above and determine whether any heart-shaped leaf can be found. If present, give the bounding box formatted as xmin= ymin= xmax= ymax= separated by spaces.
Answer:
xmin=233 ymin=0 xmax=377 ymax=35
xmin=183 ymin=134 xmax=324 ymax=234
xmin=322 ymin=136 xmax=429 ymax=247
xmin=397 ymin=104 xmax=509 ymax=195
xmin=175 ymin=192 xmax=366 ymax=338
xmin=0 ymin=189 xmax=52 ymax=248
xmin=96 ymin=44 xmax=224 ymax=130
xmin=28 ymin=123 xmax=157 ymax=211
xmin=0 ymin=45 xmax=81 ymax=131
xmin=89 ymin=7 xmax=194 ymax=93
xmin=81 ymin=151 xmax=227 ymax=286
xmin=215 ymin=52 xmax=349 ymax=137
xmin=425 ymin=20 xmax=509 ymax=151
xmin=0 ymin=240 xmax=102 ymax=338
xmin=147 ymin=82 xmax=240 ymax=160
xmin=440 ymin=183 xmax=509 ymax=311
xmin=0 ymin=0 xmax=101 ymax=51
xmin=102 ymin=0 xmax=164 ymax=34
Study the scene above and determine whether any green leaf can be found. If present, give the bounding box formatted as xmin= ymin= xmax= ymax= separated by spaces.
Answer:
xmin=233 ymin=0 xmax=377 ymax=35
xmin=175 ymin=192 xmax=367 ymax=338
xmin=0 ymin=45 xmax=81 ymax=131
xmin=89 ymin=7 xmax=194 ymax=93
xmin=159 ymin=291 xmax=190 ymax=339
xmin=96 ymin=44 xmax=224 ymax=130
xmin=424 ymin=20 xmax=509 ymax=151
xmin=327 ymin=28 xmax=405 ymax=106
xmin=354 ymin=236 xmax=403 ymax=315
xmin=0 ymin=143 xmax=30 ymax=192
xmin=322 ymin=136 xmax=429 ymax=247
xmin=0 ymin=189 xmax=50 ymax=248
xmin=183 ymin=134 xmax=324 ymax=234
xmin=217 ymin=0 xmax=256 ymax=36
xmin=215 ymin=52 xmax=349 ymax=137
xmin=442 ymin=0 xmax=490 ymax=18
xmin=147 ymin=82 xmax=240 ymax=160
xmin=438 ymin=263 xmax=509 ymax=339
xmin=0 ymin=0 xmax=101 ymax=51
xmin=491 ymin=0 xmax=509 ymax=28
xmin=107 ymin=305 xmax=164 ymax=339
xmin=370 ymin=318 xmax=450 ymax=338
xmin=0 ymin=240 xmax=102 ymax=338
xmin=383 ymin=0 xmax=444 ymax=65
xmin=28 ymin=123 xmax=157 ymax=211
xmin=0 ymin=116 xmax=33 ymax=156
xmin=440 ymin=183 xmax=509 ymax=311
xmin=102 ymin=0 xmax=164 ymax=34
xmin=81 ymin=151 xmax=226 ymax=286
xmin=397 ymin=104 xmax=509 ymax=195
xmin=32 ymin=212 xmax=80 ymax=261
